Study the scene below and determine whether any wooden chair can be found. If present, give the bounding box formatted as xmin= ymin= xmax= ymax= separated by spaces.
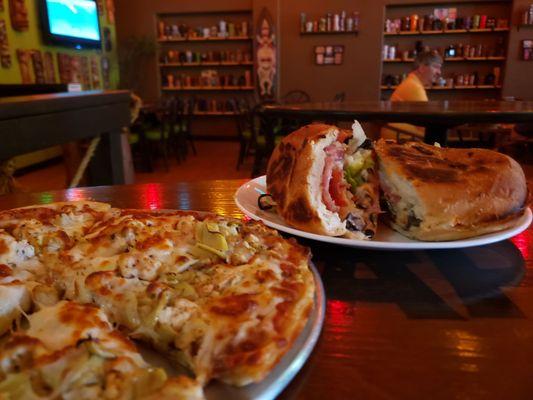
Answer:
xmin=129 ymin=98 xmax=178 ymax=171
xmin=175 ymin=98 xmax=196 ymax=160
xmin=282 ymin=89 xmax=311 ymax=104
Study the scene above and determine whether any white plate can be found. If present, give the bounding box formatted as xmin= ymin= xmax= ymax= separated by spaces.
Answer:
xmin=235 ymin=176 xmax=532 ymax=250
xmin=141 ymin=261 xmax=325 ymax=400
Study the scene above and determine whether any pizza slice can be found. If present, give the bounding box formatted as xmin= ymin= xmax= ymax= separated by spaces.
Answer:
xmin=0 ymin=201 xmax=114 ymax=255
xmin=0 ymin=301 xmax=204 ymax=400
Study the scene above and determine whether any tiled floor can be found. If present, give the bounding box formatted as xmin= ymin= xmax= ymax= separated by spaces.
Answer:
xmin=15 ymin=141 xmax=254 ymax=193
xmin=12 ymin=140 xmax=533 ymax=194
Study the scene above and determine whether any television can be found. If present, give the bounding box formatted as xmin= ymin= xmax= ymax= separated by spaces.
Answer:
xmin=39 ymin=0 xmax=101 ymax=49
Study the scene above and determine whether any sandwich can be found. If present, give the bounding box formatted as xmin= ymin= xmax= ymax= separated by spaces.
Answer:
xmin=266 ymin=122 xmax=380 ymax=239
xmin=375 ymin=139 xmax=528 ymax=241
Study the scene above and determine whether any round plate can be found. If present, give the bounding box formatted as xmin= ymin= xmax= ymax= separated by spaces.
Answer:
xmin=141 ymin=261 xmax=325 ymax=400
xmin=234 ymin=176 xmax=532 ymax=250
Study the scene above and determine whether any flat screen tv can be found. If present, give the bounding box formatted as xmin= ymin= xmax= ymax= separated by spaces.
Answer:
xmin=39 ymin=0 xmax=101 ymax=49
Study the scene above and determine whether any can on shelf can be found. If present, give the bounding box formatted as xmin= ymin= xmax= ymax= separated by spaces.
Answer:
xmin=472 ymin=15 xmax=480 ymax=29
xmin=410 ymin=14 xmax=419 ymax=31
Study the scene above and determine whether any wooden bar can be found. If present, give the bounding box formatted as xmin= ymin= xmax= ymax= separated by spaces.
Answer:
xmin=0 ymin=90 xmax=130 ymax=185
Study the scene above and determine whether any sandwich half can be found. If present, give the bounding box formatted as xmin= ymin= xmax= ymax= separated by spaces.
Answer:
xmin=375 ymin=139 xmax=528 ymax=241
xmin=266 ymin=122 xmax=380 ymax=239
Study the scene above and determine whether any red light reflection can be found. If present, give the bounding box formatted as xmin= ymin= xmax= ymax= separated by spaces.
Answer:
xmin=65 ymin=188 xmax=87 ymax=202
xmin=327 ymin=299 xmax=352 ymax=331
xmin=142 ymin=184 xmax=163 ymax=210
xmin=511 ymin=230 xmax=531 ymax=260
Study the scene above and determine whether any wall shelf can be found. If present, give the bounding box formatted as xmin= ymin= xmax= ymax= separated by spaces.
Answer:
xmin=383 ymin=56 xmax=505 ymax=63
xmin=383 ymin=27 xmax=509 ymax=36
xmin=299 ymin=30 xmax=358 ymax=35
xmin=158 ymin=36 xmax=252 ymax=43
xmin=162 ymin=86 xmax=254 ymax=91
xmin=159 ymin=62 xmax=253 ymax=67
xmin=381 ymin=85 xmax=502 ymax=90
xmin=192 ymin=111 xmax=241 ymax=116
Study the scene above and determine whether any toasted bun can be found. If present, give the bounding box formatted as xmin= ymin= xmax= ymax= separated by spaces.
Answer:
xmin=375 ymin=140 xmax=528 ymax=241
xmin=267 ymin=124 xmax=347 ymax=236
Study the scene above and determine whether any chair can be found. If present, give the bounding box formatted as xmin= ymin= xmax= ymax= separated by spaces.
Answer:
xmin=236 ymin=99 xmax=253 ymax=170
xmin=235 ymin=101 xmax=284 ymax=175
xmin=332 ymin=91 xmax=346 ymax=103
xmin=380 ymin=123 xmax=425 ymax=143
xmin=326 ymin=92 xmax=346 ymax=125
xmin=282 ymin=90 xmax=311 ymax=104
xmin=498 ymin=123 xmax=533 ymax=162
xmin=129 ymin=98 xmax=177 ymax=172
xmin=174 ymin=98 xmax=196 ymax=160
xmin=449 ymin=124 xmax=512 ymax=149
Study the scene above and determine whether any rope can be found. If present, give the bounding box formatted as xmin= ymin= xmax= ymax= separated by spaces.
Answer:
xmin=69 ymin=136 xmax=101 ymax=188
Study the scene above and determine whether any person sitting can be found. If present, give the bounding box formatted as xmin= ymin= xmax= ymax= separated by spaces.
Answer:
xmin=381 ymin=51 xmax=443 ymax=143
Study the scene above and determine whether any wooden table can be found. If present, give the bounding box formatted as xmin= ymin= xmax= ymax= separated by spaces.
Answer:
xmin=261 ymin=100 xmax=533 ymax=148
xmin=1 ymin=180 xmax=531 ymax=400
xmin=0 ymin=90 xmax=130 ymax=185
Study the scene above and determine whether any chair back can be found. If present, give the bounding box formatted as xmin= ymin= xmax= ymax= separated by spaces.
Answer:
xmin=282 ymin=90 xmax=311 ymax=104
xmin=332 ymin=92 xmax=346 ymax=103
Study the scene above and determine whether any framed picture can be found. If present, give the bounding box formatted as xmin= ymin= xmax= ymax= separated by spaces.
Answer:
xmin=314 ymin=45 xmax=344 ymax=65
xmin=522 ymin=40 xmax=532 ymax=61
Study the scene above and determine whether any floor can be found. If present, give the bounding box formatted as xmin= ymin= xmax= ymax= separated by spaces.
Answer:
xmin=15 ymin=141 xmax=253 ymax=193
xmin=12 ymin=140 xmax=533 ymax=194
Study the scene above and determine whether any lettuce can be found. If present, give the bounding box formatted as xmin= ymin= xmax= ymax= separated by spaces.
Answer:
xmin=344 ymin=152 xmax=374 ymax=193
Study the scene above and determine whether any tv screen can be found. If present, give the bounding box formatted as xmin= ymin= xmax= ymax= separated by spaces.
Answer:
xmin=40 ymin=0 xmax=101 ymax=49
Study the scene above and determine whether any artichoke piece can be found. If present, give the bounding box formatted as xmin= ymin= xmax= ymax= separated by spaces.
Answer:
xmin=133 ymin=368 xmax=168 ymax=397
xmin=85 ymin=340 xmax=117 ymax=359
xmin=0 ymin=373 xmax=41 ymax=400
xmin=193 ymin=221 xmax=228 ymax=259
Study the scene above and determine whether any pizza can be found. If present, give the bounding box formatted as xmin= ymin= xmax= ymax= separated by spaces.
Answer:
xmin=0 ymin=301 xmax=203 ymax=400
xmin=0 ymin=201 xmax=315 ymax=398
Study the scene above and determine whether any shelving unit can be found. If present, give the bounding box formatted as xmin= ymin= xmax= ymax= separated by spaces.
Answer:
xmin=381 ymin=1 xmax=511 ymax=100
xmin=381 ymin=84 xmax=502 ymax=90
xmin=158 ymin=36 xmax=252 ymax=43
xmin=384 ymin=27 xmax=509 ymax=36
xmin=159 ymin=61 xmax=253 ymax=67
xmin=155 ymin=10 xmax=254 ymax=138
xmin=384 ymin=56 xmax=505 ymax=62
xmin=300 ymin=31 xmax=358 ymax=35
xmin=162 ymin=86 xmax=254 ymax=91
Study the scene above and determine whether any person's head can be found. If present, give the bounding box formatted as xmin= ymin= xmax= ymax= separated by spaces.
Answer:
xmin=414 ymin=51 xmax=443 ymax=85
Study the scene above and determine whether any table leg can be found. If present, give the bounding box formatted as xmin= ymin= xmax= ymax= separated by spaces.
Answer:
xmin=88 ymin=130 xmax=125 ymax=185
xmin=425 ymin=125 xmax=448 ymax=146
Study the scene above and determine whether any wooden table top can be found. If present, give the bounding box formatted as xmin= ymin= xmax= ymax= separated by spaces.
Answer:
xmin=0 ymin=180 xmax=531 ymax=400
xmin=262 ymin=100 xmax=533 ymax=126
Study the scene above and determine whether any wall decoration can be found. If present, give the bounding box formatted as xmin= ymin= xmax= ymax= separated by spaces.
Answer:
xmin=43 ymin=51 xmax=56 ymax=83
xmin=103 ymin=27 xmax=112 ymax=52
xmin=17 ymin=49 xmax=32 ymax=83
xmin=96 ymin=0 xmax=103 ymax=15
xmin=0 ymin=19 xmax=11 ymax=68
xmin=90 ymin=56 xmax=100 ymax=88
xmin=80 ymin=56 xmax=90 ymax=88
xmin=256 ymin=7 xmax=276 ymax=99
xmin=9 ymin=0 xmax=29 ymax=31
xmin=31 ymin=50 xmax=45 ymax=83
xmin=57 ymin=53 xmax=71 ymax=83
xmin=70 ymin=55 xmax=81 ymax=83
xmin=523 ymin=40 xmax=532 ymax=61
xmin=105 ymin=0 xmax=114 ymax=24
xmin=314 ymin=45 xmax=344 ymax=65
xmin=0 ymin=0 xmax=4 ymax=12
xmin=101 ymin=56 xmax=110 ymax=89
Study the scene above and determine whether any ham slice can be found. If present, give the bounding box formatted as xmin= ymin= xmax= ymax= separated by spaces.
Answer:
xmin=322 ymin=142 xmax=348 ymax=212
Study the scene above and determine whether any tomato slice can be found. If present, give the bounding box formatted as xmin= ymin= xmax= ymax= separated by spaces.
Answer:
xmin=329 ymin=167 xmax=349 ymax=207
